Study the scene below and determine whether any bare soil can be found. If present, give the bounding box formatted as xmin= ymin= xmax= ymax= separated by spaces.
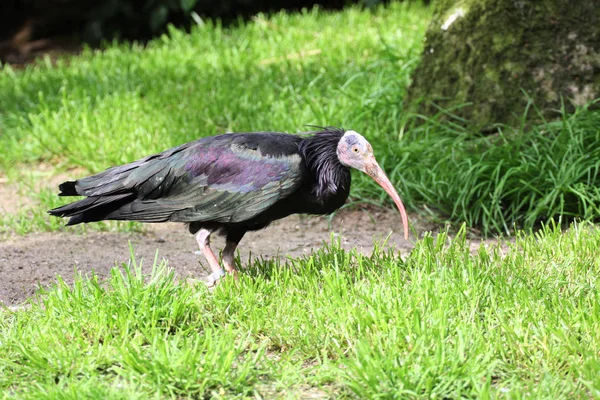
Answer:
xmin=0 ymin=205 xmax=512 ymax=307
xmin=0 ymin=210 xmax=436 ymax=306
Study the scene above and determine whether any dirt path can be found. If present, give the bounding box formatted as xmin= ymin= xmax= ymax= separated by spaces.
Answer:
xmin=1 ymin=210 xmax=444 ymax=306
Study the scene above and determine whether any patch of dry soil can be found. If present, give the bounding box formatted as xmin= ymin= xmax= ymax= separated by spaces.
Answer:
xmin=1 ymin=210 xmax=442 ymax=306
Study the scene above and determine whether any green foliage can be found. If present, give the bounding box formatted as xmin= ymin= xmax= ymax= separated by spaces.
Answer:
xmin=1 ymin=5 xmax=598 ymax=399
xmin=1 ymin=1 xmax=600 ymax=237
xmin=2 ymin=222 xmax=599 ymax=397
xmin=384 ymin=101 xmax=600 ymax=235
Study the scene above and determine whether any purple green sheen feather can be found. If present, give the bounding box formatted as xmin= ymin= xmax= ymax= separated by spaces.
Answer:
xmin=185 ymin=143 xmax=300 ymax=193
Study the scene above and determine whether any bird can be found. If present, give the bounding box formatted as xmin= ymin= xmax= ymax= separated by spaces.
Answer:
xmin=48 ymin=127 xmax=409 ymax=285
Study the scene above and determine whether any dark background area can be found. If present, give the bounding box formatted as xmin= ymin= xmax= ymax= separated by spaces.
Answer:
xmin=0 ymin=0 xmax=429 ymax=64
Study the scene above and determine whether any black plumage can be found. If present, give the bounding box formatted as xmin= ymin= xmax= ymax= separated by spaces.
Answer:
xmin=49 ymin=127 xmax=408 ymax=284
xmin=50 ymin=128 xmax=348 ymax=233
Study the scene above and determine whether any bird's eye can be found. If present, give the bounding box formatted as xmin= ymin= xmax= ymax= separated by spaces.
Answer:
xmin=352 ymin=147 xmax=359 ymax=154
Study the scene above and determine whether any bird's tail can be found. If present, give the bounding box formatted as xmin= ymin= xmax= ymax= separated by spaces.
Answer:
xmin=48 ymin=164 xmax=140 ymax=225
xmin=48 ymin=144 xmax=191 ymax=225
xmin=57 ymin=180 xmax=79 ymax=196
xmin=48 ymin=190 xmax=134 ymax=225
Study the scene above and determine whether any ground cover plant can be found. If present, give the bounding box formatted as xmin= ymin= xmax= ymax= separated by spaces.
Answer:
xmin=2 ymin=223 xmax=599 ymax=398
xmin=392 ymin=102 xmax=600 ymax=235
xmin=2 ymin=1 xmax=600 ymax=398
xmin=1 ymin=1 xmax=600 ymax=236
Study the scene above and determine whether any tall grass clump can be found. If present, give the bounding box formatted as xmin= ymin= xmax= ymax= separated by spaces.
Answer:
xmin=1 ymin=0 xmax=599 ymax=236
xmin=372 ymin=101 xmax=600 ymax=235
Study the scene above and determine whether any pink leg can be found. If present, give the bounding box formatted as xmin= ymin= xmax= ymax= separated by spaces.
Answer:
xmin=195 ymin=229 xmax=225 ymax=285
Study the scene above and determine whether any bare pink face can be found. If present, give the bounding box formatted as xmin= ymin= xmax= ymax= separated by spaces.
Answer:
xmin=336 ymin=131 xmax=410 ymax=240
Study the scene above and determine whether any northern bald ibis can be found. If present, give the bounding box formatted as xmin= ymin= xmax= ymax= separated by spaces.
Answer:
xmin=49 ymin=128 xmax=409 ymax=285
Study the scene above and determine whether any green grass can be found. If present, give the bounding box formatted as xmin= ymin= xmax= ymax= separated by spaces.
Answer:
xmin=386 ymin=101 xmax=600 ymax=235
xmin=2 ymin=3 xmax=600 ymax=398
xmin=2 ymin=222 xmax=599 ymax=398
xmin=2 ymin=1 xmax=600 ymax=236
xmin=0 ymin=185 xmax=143 ymax=235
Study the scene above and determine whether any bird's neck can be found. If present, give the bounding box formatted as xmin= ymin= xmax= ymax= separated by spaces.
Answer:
xmin=299 ymin=131 xmax=351 ymax=198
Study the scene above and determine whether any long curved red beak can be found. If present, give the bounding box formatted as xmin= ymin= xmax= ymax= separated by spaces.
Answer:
xmin=364 ymin=159 xmax=409 ymax=240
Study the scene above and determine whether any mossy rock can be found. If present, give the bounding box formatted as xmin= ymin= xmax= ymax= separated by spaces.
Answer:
xmin=404 ymin=0 xmax=600 ymax=131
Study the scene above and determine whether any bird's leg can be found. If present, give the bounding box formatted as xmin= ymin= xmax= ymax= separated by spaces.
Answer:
xmin=222 ymin=240 xmax=239 ymax=275
xmin=195 ymin=229 xmax=226 ymax=285
xmin=223 ymin=231 xmax=245 ymax=277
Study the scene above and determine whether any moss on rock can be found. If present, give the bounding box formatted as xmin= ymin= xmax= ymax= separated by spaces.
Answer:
xmin=404 ymin=0 xmax=600 ymax=131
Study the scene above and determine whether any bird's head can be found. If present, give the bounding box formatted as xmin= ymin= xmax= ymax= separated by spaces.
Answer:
xmin=337 ymin=130 xmax=410 ymax=240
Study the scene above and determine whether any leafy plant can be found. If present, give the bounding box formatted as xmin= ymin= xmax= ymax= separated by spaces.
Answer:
xmin=2 ymin=222 xmax=599 ymax=397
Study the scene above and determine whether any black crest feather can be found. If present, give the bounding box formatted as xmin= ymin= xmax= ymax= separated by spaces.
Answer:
xmin=298 ymin=127 xmax=349 ymax=197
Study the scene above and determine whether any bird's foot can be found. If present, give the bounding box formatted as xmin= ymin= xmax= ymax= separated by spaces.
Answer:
xmin=204 ymin=268 xmax=227 ymax=288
